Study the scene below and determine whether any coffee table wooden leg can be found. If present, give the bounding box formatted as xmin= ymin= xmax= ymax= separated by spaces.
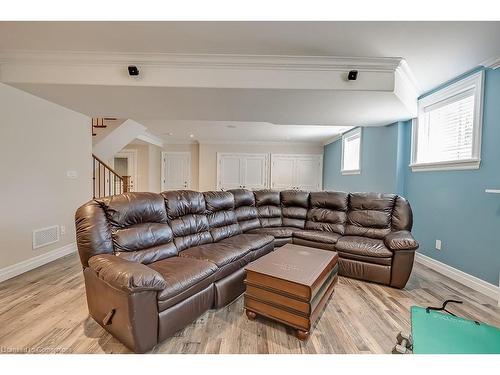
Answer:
xmin=297 ymin=330 xmax=309 ymax=341
xmin=246 ymin=310 xmax=257 ymax=320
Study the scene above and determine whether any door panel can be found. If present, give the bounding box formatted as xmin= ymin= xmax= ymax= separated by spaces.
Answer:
xmin=295 ymin=157 xmax=322 ymax=191
xmin=243 ymin=155 xmax=269 ymax=190
xmin=163 ymin=152 xmax=191 ymax=190
xmin=218 ymin=155 xmax=244 ymax=190
xmin=271 ymin=156 xmax=296 ymax=190
xmin=271 ymin=154 xmax=323 ymax=191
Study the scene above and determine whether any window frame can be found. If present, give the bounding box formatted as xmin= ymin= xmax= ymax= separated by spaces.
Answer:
xmin=410 ymin=70 xmax=484 ymax=172
xmin=341 ymin=127 xmax=362 ymax=175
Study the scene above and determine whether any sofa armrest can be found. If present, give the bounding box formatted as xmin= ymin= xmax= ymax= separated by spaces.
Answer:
xmin=385 ymin=230 xmax=419 ymax=251
xmin=88 ymin=254 xmax=167 ymax=293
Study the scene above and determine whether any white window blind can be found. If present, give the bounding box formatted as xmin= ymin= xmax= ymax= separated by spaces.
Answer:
xmin=416 ymin=91 xmax=474 ymax=164
xmin=342 ymin=128 xmax=361 ymax=174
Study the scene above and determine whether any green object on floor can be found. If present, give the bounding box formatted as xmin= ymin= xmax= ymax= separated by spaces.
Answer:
xmin=411 ymin=306 xmax=500 ymax=354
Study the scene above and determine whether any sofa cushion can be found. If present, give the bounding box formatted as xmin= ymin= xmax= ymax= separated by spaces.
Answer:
xmin=254 ymin=190 xmax=282 ymax=227
xmin=281 ymin=190 xmax=310 ymax=229
xmin=219 ymin=233 xmax=274 ymax=251
xmin=179 ymin=242 xmax=250 ymax=267
xmin=229 ymin=189 xmax=261 ymax=232
xmin=96 ymin=192 xmax=177 ymax=264
xmin=148 ymin=256 xmax=218 ymax=301
xmin=335 ymin=236 xmax=392 ymax=258
xmin=293 ymin=230 xmax=341 ymax=244
xmin=162 ymin=190 xmax=213 ymax=251
xmin=203 ymin=191 xmax=242 ymax=241
xmin=305 ymin=191 xmax=349 ymax=235
xmin=345 ymin=193 xmax=396 ymax=239
xmin=248 ymin=226 xmax=298 ymax=238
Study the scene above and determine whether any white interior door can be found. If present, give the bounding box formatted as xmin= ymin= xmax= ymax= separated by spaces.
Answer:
xmin=162 ymin=152 xmax=191 ymax=191
xmin=270 ymin=155 xmax=296 ymax=190
xmin=242 ymin=155 xmax=269 ymax=190
xmin=217 ymin=154 xmax=244 ymax=190
xmin=295 ymin=156 xmax=323 ymax=191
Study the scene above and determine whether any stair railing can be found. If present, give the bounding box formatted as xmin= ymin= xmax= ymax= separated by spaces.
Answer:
xmin=92 ymin=154 xmax=130 ymax=198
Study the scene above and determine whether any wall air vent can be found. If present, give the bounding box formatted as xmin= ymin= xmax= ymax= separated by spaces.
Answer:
xmin=32 ymin=225 xmax=60 ymax=250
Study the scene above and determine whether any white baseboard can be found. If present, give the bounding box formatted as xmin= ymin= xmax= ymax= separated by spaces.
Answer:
xmin=0 ymin=242 xmax=77 ymax=283
xmin=415 ymin=252 xmax=500 ymax=306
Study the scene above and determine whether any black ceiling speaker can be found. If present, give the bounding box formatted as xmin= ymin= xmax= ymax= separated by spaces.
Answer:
xmin=348 ymin=70 xmax=358 ymax=81
xmin=128 ymin=65 xmax=139 ymax=76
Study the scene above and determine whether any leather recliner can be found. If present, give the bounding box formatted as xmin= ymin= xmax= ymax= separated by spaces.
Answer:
xmin=75 ymin=189 xmax=417 ymax=353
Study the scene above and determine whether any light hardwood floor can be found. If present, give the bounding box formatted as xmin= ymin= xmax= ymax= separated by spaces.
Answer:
xmin=0 ymin=253 xmax=498 ymax=354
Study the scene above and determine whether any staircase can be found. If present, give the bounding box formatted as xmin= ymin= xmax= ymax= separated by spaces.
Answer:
xmin=92 ymin=153 xmax=131 ymax=198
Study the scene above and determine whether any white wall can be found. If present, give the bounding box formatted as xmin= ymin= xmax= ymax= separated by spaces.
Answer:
xmin=118 ymin=141 xmax=163 ymax=193
xmin=148 ymin=144 xmax=162 ymax=193
xmin=0 ymin=83 xmax=92 ymax=270
xmin=198 ymin=143 xmax=323 ymax=191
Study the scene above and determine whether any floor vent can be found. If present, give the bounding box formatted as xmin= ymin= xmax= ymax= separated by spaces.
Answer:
xmin=33 ymin=225 xmax=60 ymax=250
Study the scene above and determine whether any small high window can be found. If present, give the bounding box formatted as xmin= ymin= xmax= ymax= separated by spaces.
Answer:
xmin=411 ymin=71 xmax=484 ymax=171
xmin=341 ymin=128 xmax=361 ymax=175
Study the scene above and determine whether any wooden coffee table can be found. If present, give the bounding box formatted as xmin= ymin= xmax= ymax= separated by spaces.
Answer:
xmin=244 ymin=243 xmax=339 ymax=340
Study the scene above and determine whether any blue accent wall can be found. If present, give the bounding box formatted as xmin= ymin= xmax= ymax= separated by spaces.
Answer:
xmin=323 ymin=124 xmax=401 ymax=193
xmin=323 ymin=68 xmax=500 ymax=286
xmin=405 ymin=68 xmax=500 ymax=285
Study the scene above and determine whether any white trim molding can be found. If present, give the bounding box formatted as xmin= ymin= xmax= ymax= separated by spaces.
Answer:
xmin=0 ymin=242 xmax=77 ymax=283
xmin=0 ymin=50 xmax=404 ymax=71
xmin=481 ymin=56 xmax=500 ymax=70
xmin=410 ymin=71 xmax=484 ymax=172
xmin=136 ymin=131 xmax=164 ymax=148
xmin=415 ymin=252 xmax=500 ymax=306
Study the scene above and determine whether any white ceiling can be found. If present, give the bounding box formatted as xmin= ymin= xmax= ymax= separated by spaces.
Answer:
xmin=1 ymin=22 xmax=499 ymax=144
xmin=1 ymin=22 xmax=498 ymax=92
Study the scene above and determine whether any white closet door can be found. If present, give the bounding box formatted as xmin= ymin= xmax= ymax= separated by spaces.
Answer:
xmin=218 ymin=154 xmax=244 ymax=190
xmin=243 ymin=154 xmax=269 ymax=190
xmin=270 ymin=155 xmax=296 ymax=190
xmin=162 ymin=152 xmax=191 ymax=191
xmin=295 ymin=156 xmax=323 ymax=191
xmin=271 ymin=154 xmax=323 ymax=191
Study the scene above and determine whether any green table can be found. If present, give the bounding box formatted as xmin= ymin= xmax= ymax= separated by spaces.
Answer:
xmin=411 ymin=306 xmax=500 ymax=354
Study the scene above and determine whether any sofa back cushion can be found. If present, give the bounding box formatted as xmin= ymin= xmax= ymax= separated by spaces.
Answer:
xmin=229 ymin=189 xmax=261 ymax=232
xmin=280 ymin=190 xmax=310 ymax=229
xmin=306 ymin=191 xmax=349 ymax=234
xmin=162 ymin=190 xmax=213 ymax=251
xmin=254 ymin=190 xmax=282 ymax=227
xmin=203 ymin=191 xmax=242 ymax=242
xmin=98 ymin=192 xmax=177 ymax=264
xmin=345 ymin=192 xmax=397 ymax=239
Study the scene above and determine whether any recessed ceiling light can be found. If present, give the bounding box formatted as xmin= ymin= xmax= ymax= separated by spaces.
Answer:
xmin=189 ymin=134 xmax=194 ymax=138
xmin=167 ymin=132 xmax=173 ymax=136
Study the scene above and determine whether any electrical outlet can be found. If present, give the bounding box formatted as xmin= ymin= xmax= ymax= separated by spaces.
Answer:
xmin=60 ymin=226 xmax=66 ymax=236
xmin=435 ymin=239 xmax=442 ymax=250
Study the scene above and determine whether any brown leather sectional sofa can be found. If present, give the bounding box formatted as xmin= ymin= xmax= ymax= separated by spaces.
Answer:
xmin=75 ymin=189 xmax=418 ymax=353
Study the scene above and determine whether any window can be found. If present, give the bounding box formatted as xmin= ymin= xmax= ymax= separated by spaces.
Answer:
xmin=411 ymin=71 xmax=484 ymax=171
xmin=341 ymin=128 xmax=361 ymax=175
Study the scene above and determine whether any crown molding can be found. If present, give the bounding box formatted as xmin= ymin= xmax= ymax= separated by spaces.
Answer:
xmin=0 ymin=50 xmax=403 ymax=72
xmin=396 ymin=59 xmax=421 ymax=95
xmin=481 ymin=56 xmax=500 ymax=70
xmin=322 ymin=134 xmax=343 ymax=146
xmin=197 ymin=140 xmax=324 ymax=146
